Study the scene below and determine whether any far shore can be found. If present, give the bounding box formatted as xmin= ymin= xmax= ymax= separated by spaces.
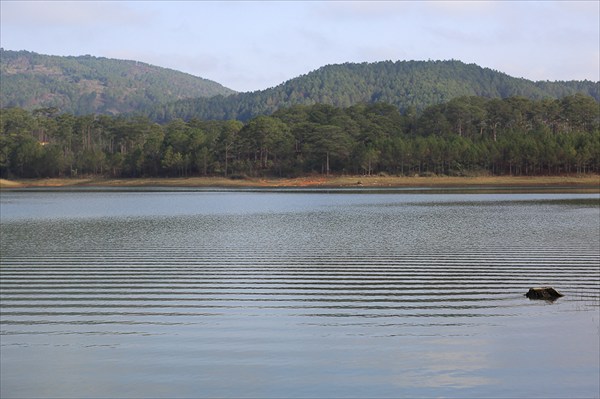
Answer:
xmin=1 ymin=174 xmax=599 ymax=190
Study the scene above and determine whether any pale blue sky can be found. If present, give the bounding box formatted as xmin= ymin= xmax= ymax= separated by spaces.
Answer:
xmin=1 ymin=1 xmax=598 ymax=92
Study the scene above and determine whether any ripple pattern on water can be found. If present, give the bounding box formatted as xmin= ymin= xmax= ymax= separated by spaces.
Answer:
xmin=2 ymin=244 xmax=599 ymax=330
xmin=1 ymin=192 xmax=599 ymax=398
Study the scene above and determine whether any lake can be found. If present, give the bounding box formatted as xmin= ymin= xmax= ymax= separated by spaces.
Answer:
xmin=1 ymin=188 xmax=599 ymax=398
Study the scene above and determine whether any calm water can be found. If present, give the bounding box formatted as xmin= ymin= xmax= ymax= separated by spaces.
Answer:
xmin=1 ymin=189 xmax=599 ymax=398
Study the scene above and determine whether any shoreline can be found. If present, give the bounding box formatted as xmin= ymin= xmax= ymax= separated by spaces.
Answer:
xmin=1 ymin=175 xmax=599 ymax=190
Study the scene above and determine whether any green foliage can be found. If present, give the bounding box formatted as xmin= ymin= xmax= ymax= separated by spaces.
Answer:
xmin=0 ymin=49 xmax=235 ymax=115
xmin=1 ymin=95 xmax=598 ymax=179
xmin=4 ymin=51 xmax=598 ymax=129
xmin=148 ymin=60 xmax=599 ymax=122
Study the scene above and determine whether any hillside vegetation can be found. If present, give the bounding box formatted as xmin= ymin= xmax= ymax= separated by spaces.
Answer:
xmin=2 ymin=52 xmax=598 ymax=181
xmin=0 ymin=49 xmax=235 ymax=115
xmin=2 ymin=94 xmax=598 ymax=179
xmin=148 ymin=60 xmax=599 ymax=122
xmin=2 ymin=52 xmax=598 ymax=123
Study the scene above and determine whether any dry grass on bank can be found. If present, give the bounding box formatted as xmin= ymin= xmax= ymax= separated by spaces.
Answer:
xmin=311 ymin=174 xmax=600 ymax=188
xmin=1 ymin=174 xmax=599 ymax=189
xmin=0 ymin=178 xmax=26 ymax=188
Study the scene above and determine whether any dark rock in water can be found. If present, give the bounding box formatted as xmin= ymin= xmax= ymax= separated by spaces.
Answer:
xmin=525 ymin=287 xmax=564 ymax=301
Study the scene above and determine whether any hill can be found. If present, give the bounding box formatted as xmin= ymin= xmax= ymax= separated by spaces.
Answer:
xmin=148 ymin=60 xmax=599 ymax=122
xmin=0 ymin=49 xmax=236 ymax=115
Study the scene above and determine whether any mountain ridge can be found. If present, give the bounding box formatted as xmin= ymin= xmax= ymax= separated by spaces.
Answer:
xmin=148 ymin=59 xmax=599 ymax=122
xmin=1 ymin=50 xmax=598 ymax=121
xmin=0 ymin=49 xmax=236 ymax=115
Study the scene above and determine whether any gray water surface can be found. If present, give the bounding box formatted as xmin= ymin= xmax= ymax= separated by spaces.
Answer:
xmin=1 ymin=190 xmax=599 ymax=398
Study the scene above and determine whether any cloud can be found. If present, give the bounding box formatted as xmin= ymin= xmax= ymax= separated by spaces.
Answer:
xmin=312 ymin=1 xmax=415 ymax=20
xmin=1 ymin=1 xmax=154 ymax=29
xmin=1 ymin=0 xmax=597 ymax=91
xmin=423 ymin=0 xmax=498 ymax=17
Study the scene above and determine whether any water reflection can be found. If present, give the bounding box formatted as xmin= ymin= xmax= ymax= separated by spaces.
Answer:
xmin=1 ymin=191 xmax=599 ymax=398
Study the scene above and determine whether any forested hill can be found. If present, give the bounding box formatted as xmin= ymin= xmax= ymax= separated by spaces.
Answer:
xmin=2 ymin=53 xmax=598 ymax=122
xmin=148 ymin=60 xmax=599 ymax=122
xmin=0 ymin=49 xmax=236 ymax=115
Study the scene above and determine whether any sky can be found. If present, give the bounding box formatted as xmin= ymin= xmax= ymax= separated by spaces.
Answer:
xmin=1 ymin=1 xmax=599 ymax=93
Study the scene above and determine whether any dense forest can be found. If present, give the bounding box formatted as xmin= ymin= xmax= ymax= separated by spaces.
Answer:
xmin=3 ymin=51 xmax=598 ymax=123
xmin=0 ymin=49 xmax=235 ymax=115
xmin=148 ymin=60 xmax=600 ymax=122
xmin=2 ymin=94 xmax=598 ymax=179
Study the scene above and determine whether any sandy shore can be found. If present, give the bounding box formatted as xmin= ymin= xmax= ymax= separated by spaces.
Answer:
xmin=1 ymin=175 xmax=599 ymax=190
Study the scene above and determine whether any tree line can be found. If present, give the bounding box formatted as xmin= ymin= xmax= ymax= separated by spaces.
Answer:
xmin=1 ymin=94 xmax=598 ymax=179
